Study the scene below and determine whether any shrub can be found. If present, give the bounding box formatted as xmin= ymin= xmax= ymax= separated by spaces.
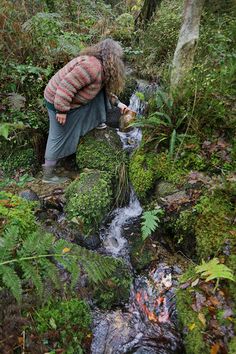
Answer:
xmin=34 ymin=298 xmax=92 ymax=353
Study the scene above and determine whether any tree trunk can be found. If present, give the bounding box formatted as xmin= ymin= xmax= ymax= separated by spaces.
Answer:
xmin=170 ymin=0 xmax=205 ymax=89
xmin=135 ymin=0 xmax=162 ymax=28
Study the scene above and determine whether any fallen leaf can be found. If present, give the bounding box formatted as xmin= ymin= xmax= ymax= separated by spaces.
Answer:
xmin=210 ymin=343 xmax=220 ymax=354
xmin=62 ymin=247 xmax=70 ymax=254
xmin=188 ymin=323 xmax=196 ymax=331
xmin=208 ymin=296 xmax=220 ymax=307
xmin=191 ymin=278 xmax=199 ymax=287
xmin=198 ymin=312 xmax=206 ymax=327
xmin=18 ymin=336 xmax=23 ymax=345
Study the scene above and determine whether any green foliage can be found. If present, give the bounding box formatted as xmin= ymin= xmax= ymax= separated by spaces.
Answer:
xmin=132 ymin=90 xmax=187 ymax=156
xmin=141 ymin=207 xmax=164 ymax=241
xmin=65 ymin=171 xmax=113 ymax=235
xmin=92 ymin=262 xmax=132 ymax=309
xmin=195 ymin=258 xmax=235 ymax=290
xmin=111 ymin=13 xmax=135 ymax=44
xmin=34 ymin=298 xmax=91 ymax=353
xmin=133 ymin=0 xmax=183 ymax=78
xmin=0 ymin=191 xmax=119 ymax=302
xmin=0 ymin=147 xmax=37 ymax=176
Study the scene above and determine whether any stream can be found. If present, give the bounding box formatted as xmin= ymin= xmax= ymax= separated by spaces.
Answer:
xmin=91 ymin=84 xmax=184 ymax=354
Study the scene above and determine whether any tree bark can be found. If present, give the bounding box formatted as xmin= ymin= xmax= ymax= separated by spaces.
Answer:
xmin=170 ymin=0 xmax=205 ymax=89
xmin=135 ymin=0 xmax=162 ymax=27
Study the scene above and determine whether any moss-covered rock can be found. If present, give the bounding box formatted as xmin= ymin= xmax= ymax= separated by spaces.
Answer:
xmin=194 ymin=189 xmax=235 ymax=260
xmin=65 ymin=170 xmax=113 ymax=235
xmin=129 ymin=149 xmax=157 ymax=200
xmin=76 ymin=128 xmax=125 ymax=174
xmin=176 ymin=287 xmax=208 ymax=354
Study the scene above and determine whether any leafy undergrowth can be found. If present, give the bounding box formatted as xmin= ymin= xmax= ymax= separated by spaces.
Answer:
xmin=177 ymin=264 xmax=235 ymax=354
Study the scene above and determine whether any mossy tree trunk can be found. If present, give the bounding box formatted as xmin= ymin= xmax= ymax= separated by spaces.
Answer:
xmin=135 ymin=0 xmax=162 ymax=28
xmin=170 ymin=0 xmax=205 ymax=90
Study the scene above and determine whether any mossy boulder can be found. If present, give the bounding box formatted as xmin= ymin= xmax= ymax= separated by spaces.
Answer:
xmin=65 ymin=170 xmax=113 ymax=235
xmin=194 ymin=190 xmax=235 ymax=260
xmin=129 ymin=149 xmax=157 ymax=201
xmin=176 ymin=287 xmax=208 ymax=354
xmin=77 ymin=128 xmax=127 ymax=183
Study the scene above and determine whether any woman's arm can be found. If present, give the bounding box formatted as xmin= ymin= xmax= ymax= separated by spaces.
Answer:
xmin=109 ymin=93 xmax=129 ymax=114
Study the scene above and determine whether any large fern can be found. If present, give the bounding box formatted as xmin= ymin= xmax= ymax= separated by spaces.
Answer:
xmin=0 ymin=224 xmax=118 ymax=302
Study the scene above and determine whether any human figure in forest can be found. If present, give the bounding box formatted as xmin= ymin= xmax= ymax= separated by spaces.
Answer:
xmin=42 ymin=38 xmax=128 ymax=184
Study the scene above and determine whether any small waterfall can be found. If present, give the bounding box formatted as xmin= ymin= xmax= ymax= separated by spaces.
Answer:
xmin=92 ymin=82 xmax=183 ymax=354
xmin=102 ymin=188 xmax=142 ymax=257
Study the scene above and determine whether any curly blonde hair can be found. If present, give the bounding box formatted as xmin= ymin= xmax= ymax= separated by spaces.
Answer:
xmin=80 ymin=38 xmax=125 ymax=95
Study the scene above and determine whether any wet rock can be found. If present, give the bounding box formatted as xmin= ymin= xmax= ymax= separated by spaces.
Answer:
xmin=155 ymin=181 xmax=178 ymax=198
xmin=76 ymin=233 xmax=101 ymax=250
xmin=19 ymin=189 xmax=40 ymax=202
xmin=106 ymin=107 xmax=121 ymax=128
xmin=91 ymin=264 xmax=184 ymax=354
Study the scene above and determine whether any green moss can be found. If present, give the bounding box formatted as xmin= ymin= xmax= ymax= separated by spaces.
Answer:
xmin=34 ymin=298 xmax=91 ymax=353
xmin=176 ymin=286 xmax=208 ymax=354
xmin=129 ymin=149 xmax=157 ymax=200
xmin=92 ymin=262 xmax=132 ymax=309
xmin=229 ymin=336 xmax=236 ymax=354
xmin=77 ymin=133 xmax=126 ymax=176
xmin=0 ymin=191 xmax=38 ymax=237
xmin=65 ymin=171 xmax=113 ymax=235
xmin=194 ymin=191 xmax=235 ymax=259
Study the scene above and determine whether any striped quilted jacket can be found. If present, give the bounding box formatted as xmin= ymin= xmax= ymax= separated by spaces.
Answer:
xmin=44 ymin=55 xmax=104 ymax=113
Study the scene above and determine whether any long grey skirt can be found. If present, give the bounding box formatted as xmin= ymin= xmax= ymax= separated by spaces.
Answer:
xmin=45 ymin=89 xmax=109 ymax=160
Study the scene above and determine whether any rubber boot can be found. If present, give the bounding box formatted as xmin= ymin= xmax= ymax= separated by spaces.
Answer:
xmin=42 ymin=166 xmax=69 ymax=184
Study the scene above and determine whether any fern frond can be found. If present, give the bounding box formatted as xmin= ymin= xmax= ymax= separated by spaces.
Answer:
xmin=19 ymin=231 xmax=54 ymax=257
xmin=195 ymin=258 xmax=235 ymax=283
xmin=141 ymin=207 xmax=164 ymax=241
xmin=38 ymin=258 xmax=61 ymax=290
xmin=0 ymin=265 xmax=22 ymax=303
xmin=21 ymin=261 xmax=44 ymax=297
xmin=0 ymin=225 xmax=19 ymax=261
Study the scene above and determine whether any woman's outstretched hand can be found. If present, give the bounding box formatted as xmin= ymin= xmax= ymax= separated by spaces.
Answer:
xmin=118 ymin=102 xmax=129 ymax=114
xmin=56 ymin=113 xmax=67 ymax=125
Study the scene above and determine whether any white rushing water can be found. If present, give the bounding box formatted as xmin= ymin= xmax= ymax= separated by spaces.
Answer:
xmin=101 ymin=83 xmax=147 ymax=257
xmin=102 ymin=188 xmax=142 ymax=257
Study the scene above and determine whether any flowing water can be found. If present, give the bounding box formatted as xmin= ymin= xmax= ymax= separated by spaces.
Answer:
xmin=91 ymin=84 xmax=184 ymax=354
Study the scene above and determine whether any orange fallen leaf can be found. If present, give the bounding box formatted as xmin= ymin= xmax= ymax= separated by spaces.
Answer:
xmin=62 ymin=247 xmax=70 ymax=254
xmin=18 ymin=336 xmax=23 ymax=345
xmin=210 ymin=343 xmax=220 ymax=354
